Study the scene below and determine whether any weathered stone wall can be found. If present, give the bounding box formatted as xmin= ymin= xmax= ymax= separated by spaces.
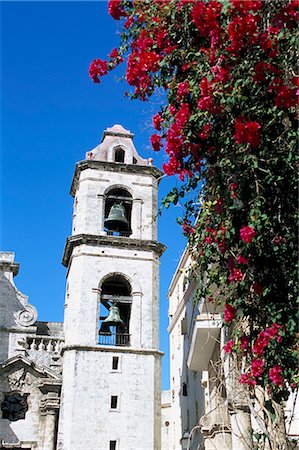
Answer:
xmin=57 ymin=348 xmax=162 ymax=450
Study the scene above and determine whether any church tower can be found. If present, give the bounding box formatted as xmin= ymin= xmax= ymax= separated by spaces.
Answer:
xmin=57 ymin=125 xmax=165 ymax=450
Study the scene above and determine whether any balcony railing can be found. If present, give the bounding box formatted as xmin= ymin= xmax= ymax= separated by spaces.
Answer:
xmin=98 ymin=332 xmax=130 ymax=347
xmin=106 ymin=230 xmax=131 ymax=237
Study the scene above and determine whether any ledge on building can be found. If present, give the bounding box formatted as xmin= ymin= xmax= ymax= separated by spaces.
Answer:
xmin=187 ymin=313 xmax=222 ymax=371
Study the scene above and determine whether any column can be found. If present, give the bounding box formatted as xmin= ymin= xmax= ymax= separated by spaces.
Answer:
xmin=98 ymin=194 xmax=106 ymax=235
xmin=39 ymin=394 xmax=60 ymax=450
xmin=130 ymin=291 xmax=143 ymax=347
xmin=131 ymin=199 xmax=142 ymax=239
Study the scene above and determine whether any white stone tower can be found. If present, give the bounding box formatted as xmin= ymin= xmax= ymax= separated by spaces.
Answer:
xmin=57 ymin=125 xmax=165 ymax=450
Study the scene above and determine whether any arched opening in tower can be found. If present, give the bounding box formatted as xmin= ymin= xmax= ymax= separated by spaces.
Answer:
xmin=99 ymin=274 xmax=132 ymax=346
xmin=104 ymin=188 xmax=132 ymax=237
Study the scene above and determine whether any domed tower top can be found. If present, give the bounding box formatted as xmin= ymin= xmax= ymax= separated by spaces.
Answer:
xmin=85 ymin=124 xmax=150 ymax=166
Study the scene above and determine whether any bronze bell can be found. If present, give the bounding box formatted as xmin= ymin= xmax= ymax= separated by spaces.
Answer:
xmin=103 ymin=305 xmax=124 ymax=327
xmin=104 ymin=203 xmax=129 ymax=231
xmin=99 ymin=322 xmax=112 ymax=335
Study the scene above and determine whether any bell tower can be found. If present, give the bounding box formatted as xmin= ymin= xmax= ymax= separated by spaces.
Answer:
xmin=57 ymin=125 xmax=165 ymax=450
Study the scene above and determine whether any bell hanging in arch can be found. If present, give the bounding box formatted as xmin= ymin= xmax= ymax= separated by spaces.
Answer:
xmin=104 ymin=203 xmax=129 ymax=232
xmin=99 ymin=322 xmax=112 ymax=335
xmin=103 ymin=304 xmax=124 ymax=327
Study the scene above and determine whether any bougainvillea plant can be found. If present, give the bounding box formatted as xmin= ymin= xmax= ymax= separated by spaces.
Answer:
xmin=90 ymin=0 xmax=298 ymax=405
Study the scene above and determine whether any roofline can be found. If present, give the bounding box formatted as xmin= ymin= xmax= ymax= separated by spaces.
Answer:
xmin=167 ymin=245 xmax=190 ymax=298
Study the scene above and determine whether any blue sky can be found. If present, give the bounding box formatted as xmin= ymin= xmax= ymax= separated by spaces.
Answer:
xmin=1 ymin=1 xmax=187 ymax=389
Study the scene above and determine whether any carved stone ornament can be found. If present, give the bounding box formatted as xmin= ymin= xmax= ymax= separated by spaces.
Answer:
xmin=1 ymin=393 xmax=29 ymax=421
xmin=14 ymin=305 xmax=37 ymax=327
xmin=8 ymin=369 xmax=32 ymax=389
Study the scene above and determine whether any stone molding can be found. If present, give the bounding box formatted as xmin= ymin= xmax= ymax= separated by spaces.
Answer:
xmin=200 ymin=407 xmax=231 ymax=438
xmin=0 ymin=441 xmax=38 ymax=449
xmin=14 ymin=304 xmax=38 ymax=327
xmin=70 ymin=160 xmax=163 ymax=196
xmin=0 ymin=261 xmax=19 ymax=276
xmin=40 ymin=393 xmax=60 ymax=415
xmin=62 ymin=344 xmax=164 ymax=358
xmin=0 ymin=354 xmax=62 ymax=381
xmin=62 ymin=234 xmax=166 ymax=267
xmin=102 ymin=129 xmax=134 ymax=140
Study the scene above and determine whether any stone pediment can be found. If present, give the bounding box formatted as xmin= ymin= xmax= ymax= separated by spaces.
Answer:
xmin=0 ymin=354 xmax=62 ymax=387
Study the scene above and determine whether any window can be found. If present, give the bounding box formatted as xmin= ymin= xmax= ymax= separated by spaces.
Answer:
xmin=112 ymin=357 xmax=119 ymax=370
xmin=110 ymin=441 xmax=117 ymax=450
xmin=182 ymin=382 xmax=188 ymax=397
xmin=111 ymin=396 xmax=118 ymax=409
xmin=114 ymin=148 xmax=125 ymax=163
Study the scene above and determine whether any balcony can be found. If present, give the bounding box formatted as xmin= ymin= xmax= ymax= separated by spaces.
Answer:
xmin=106 ymin=230 xmax=131 ymax=237
xmin=98 ymin=332 xmax=130 ymax=347
xmin=187 ymin=313 xmax=222 ymax=371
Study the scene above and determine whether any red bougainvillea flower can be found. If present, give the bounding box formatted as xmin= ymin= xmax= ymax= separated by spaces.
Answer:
xmin=237 ymin=255 xmax=249 ymax=265
xmin=240 ymin=335 xmax=249 ymax=352
xmin=191 ymin=1 xmax=222 ymax=38
xmin=274 ymin=85 xmax=297 ymax=109
xmin=108 ymin=0 xmax=127 ymax=20
xmin=126 ymin=50 xmax=161 ymax=98
xmin=253 ymin=61 xmax=281 ymax=84
xmin=177 ymin=81 xmax=190 ymax=99
xmin=240 ymin=225 xmax=256 ymax=243
xmin=240 ymin=373 xmax=256 ymax=386
xmin=230 ymin=0 xmax=263 ymax=13
xmin=109 ymin=48 xmax=121 ymax=59
xmin=252 ymin=324 xmax=280 ymax=356
xmin=227 ymin=13 xmax=260 ymax=54
xmin=224 ymin=339 xmax=234 ymax=353
xmin=269 ymin=365 xmax=284 ymax=386
xmin=234 ymin=117 xmax=261 ymax=148
xmin=153 ymin=113 xmax=163 ymax=131
xmin=198 ymin=77 xmax=223 ymax=114
xmin=125 ymin=16 xmax=134 ymax=29
xmin=162 ymin=156 xmax=182 ymax=176
xmin=251 ymin=358 xmax=264 ymax=378
xmin=229 ymin=268 xmax=245 ymax=283
xmin=175 ymin=103 xmax=191 ymax=130
xmin=198 ymin=123 xmax=212 ymax=140
xmin=224 ymin=304 xmax=237 ymax=323
xmin=150 ymin=134 xmax=163 ymax=151
xmin=89 ymin=58 xmax=108 ymax=83
xmin=169 ymin=105 xmax=176 ymax=116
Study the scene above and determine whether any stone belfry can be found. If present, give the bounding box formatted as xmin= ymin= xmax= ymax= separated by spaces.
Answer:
xmin=57 ymin=125 xmax=165 ymax=450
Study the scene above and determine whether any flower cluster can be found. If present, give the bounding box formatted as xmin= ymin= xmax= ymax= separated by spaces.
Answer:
xmin=240 ymin=358 xmax=264 ymax=386
xmin=234 ymin=118 xmax=261 ymax=148
xmin=269 ymin=365 xmax=283 ymax=386
xmin=89 ymin=59 xmax=108 ymax=83
xmin=240 ymin=226 xmax=256 ymax=244
xmin=108 ymin=0 xmax=126 ymax=20
xmin=224 ymin=304 xmax=237 ymax=323
xmin=253 ymin=323 xmax=282 ymax=356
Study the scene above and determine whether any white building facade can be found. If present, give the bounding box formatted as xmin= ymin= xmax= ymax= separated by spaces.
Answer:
xmin=167 ymin=250 xmax=206 ymax=450
xmin=168 ymin=246 xmax=299 ymax=450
